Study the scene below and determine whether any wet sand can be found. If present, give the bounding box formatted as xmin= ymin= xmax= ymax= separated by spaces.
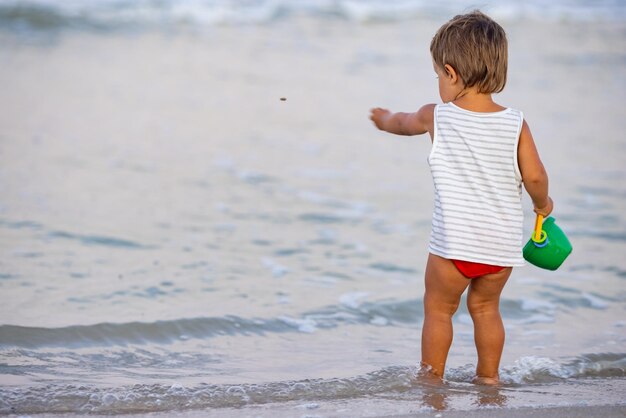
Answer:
xmin=17 ymin=404 xmax=626 ymax=418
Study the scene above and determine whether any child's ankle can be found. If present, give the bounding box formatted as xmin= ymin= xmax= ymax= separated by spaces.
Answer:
xmin=416 ymin=362 xmax=447 ymax=385
xmin=472 ymin=375 xmax=500 ymax=385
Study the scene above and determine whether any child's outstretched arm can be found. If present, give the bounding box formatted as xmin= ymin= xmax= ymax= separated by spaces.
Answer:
xmin=518 ymin=120 xmax=553 ymax=216
xmin=370 ymin=104 xmax=435 ymax=137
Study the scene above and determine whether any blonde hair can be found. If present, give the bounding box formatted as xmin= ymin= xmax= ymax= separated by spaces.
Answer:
xmin=430 ymin=10 xmax=508 ymax=94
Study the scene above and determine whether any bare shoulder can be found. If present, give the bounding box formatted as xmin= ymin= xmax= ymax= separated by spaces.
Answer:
xmin=519 ymin=118 xmax=534 ymax=143
xmin=415 ymin=103 xmax=436 ymax=135
xmin=417 ymin=103 xmax=436 ymax=121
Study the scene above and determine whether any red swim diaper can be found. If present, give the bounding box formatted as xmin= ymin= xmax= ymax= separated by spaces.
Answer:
xmin=452 ymin=259 xmax=505 ymax=279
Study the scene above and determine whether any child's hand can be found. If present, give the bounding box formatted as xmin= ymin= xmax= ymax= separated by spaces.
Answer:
xmin=533 ymin=196 xmax=554 ymax=217
xmin=370 ymin=107 xmax=391 ymax=131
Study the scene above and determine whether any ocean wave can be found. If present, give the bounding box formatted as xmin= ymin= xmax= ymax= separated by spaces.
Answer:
xmin=47 ymin=230 xmax=150 ymax=249
xmin=0 ymin=316 xmax=295 ymax=348
xmin=447 ymin=353 xmax=626 ymax=384
xmin=0 ymin=366 xmax=418 ymax=413
xmin=0 ymin=218 xmax=151 ymax=249
xmin=1 ymin=354 xmax=624 ymax=414
xmin=0 ymin=0 xmax=624 ymax=33
xmin=0 ymin=298 xmax=422 ymax=348
xmin=0 ymin=290 xmax=609 ymax=348
xmin=502 ymin=353 xmax=626 ymax=382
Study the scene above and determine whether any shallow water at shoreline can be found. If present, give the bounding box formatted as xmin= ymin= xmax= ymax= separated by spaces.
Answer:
xmin=1 ymin=5 xmax=626 ymax=416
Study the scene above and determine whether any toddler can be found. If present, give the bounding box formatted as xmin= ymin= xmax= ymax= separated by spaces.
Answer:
xmin=370 ymin=10 xmax=553 ymax=384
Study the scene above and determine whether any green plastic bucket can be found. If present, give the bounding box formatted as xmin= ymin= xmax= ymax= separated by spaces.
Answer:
xmin=523 ymin=216 xmax=572 ymax=270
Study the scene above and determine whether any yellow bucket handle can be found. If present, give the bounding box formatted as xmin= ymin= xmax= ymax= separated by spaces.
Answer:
xmin=532 ymin=214 xmax=547 ymax=244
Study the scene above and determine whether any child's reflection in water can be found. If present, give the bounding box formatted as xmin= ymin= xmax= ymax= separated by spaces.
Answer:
xmin=417 ymin=371 xmax=508 ymax=411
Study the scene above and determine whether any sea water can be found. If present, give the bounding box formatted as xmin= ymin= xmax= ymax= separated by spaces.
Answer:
xmin=0 ymin=0 xmax=625 ymax=31
xmin=0 ymin=1 xmax=625 ymax=415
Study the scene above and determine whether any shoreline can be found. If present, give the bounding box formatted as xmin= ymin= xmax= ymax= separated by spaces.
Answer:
xmin=11 ymin=404 xmax=626 ymax=418
xmin=385 ymin=405 xmax=626 ymax=418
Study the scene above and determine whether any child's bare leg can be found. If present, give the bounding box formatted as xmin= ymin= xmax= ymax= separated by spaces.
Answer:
xmin=466 ymin=268 xmax=512 ymax=384
xmin=421 ymin=254 xmax=470 ymax=377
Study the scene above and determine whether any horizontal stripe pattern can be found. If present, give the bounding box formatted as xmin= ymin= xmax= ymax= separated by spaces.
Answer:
xmin=428 ymin=103 xmax=525 ymax=266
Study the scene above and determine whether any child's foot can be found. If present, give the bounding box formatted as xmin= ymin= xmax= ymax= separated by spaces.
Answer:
xmin=417 ymin=362 xmax=448 ymax=411
xmin=417 ymin=362 xmax=444 ymax=382
xmin=472 ymin=375 xmax=500 ymax=385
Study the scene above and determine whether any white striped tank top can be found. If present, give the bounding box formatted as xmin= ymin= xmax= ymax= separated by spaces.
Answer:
xmin=427 ymin=102 xmax=525 ymax=266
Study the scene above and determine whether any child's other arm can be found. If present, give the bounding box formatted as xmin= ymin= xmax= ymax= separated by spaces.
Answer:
xmin=518 ymin=120 xmax=553 ymax=216
xmin=370 ymin=104 xmax=435 ymax=137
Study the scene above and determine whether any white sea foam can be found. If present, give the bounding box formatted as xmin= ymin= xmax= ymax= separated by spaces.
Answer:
xmin=457 ymin=313 xmax=472 ymax=325
xmin=501 ymin=356 xmax=566 ymax=384
xmin=296 ymin=402 xmax=320 ymax=410
xmin=582 ymin=292 xmax=609 ymax=309
xmin=522 ymin=314 xmax=556 ymax=324
xmin=305 ymin=275 xmax=341 ymax=287
xmin=521 ymin=329 xmax=554 ymax=336
xmin=1 ymin=356 xmax=624 ymax=413
xmin=520 ymin=298 xmax=555 ymax=312
xmin=370 ymin=316 xmax=389 ymax=326
xmin=279 ymin=316 xmax=317 ymax=333
xmin=262 ymin=258 xmax=289 ymax=278
xmin=339 ymin=291 xmax=369 ymax=309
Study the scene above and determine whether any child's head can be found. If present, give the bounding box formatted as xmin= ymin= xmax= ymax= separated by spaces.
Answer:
xmin=430 ymin=10 xmax=508 ymax=94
